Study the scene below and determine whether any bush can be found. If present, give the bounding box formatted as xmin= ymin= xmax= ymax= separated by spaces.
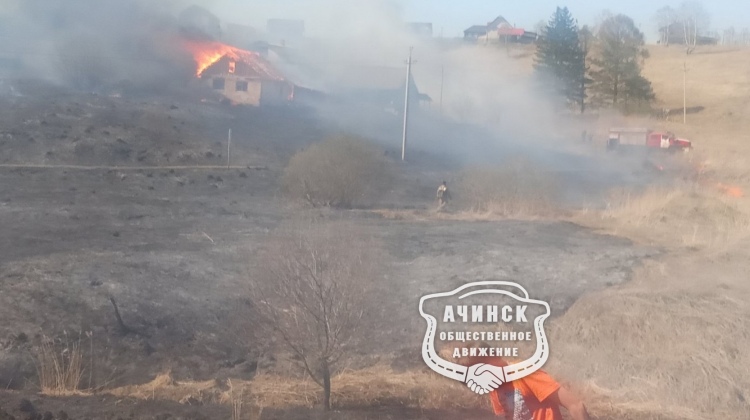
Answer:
xmin=282 ymin=135 xmax=394 ymax=208
xmin=457 ymin=159 xmax=559 ymax=217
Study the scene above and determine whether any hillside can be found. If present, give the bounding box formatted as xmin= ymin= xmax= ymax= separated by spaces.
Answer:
xmin=0 ymin=40 xmax=749 ymax=420
xmin=643 ymin=46 xmax=750 ymax=178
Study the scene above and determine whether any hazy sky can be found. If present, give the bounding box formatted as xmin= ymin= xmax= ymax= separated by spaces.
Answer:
xmin=207 ymin=0 xmax=748 ymax=42
xmin=401 ymin=0 xmax=747 ymax=38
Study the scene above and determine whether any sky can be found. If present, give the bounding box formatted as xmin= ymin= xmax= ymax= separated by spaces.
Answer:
xmin=203 ymin=0 xmax=749 ymax=42
xmin=400 ymin=0 xmax=748 ymax=39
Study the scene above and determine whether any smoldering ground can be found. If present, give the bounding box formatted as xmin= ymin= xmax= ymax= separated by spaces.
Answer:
xmin=196 ymin=0 xmax=646 ymax=199
xmin=0 ymin=0 xmax=653 ymax=205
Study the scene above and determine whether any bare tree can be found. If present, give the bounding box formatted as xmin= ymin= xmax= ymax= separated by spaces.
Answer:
xmin=723 ymin=26 xmax=736 ymax=45
xmin=654 ymin=6 xmax=678 ymax=45
xmin=678 ymin=1 xmax=710 ymax=54
xmin=723 ymin=26 xmax=750 ymax=46
xmin=742 ymin=28 xmax=750 ymax=46
xmin=249 ymin=222 xmax=381 ymax=411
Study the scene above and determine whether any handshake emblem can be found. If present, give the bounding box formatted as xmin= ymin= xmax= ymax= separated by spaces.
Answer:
xmin=419 ymin=281 xmax=551 ymax=395
xmin=465 ymin=363 xmax=506 ymax=394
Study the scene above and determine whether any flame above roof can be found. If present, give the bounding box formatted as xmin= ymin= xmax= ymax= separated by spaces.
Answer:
xmin=182 ymin=40 xmax=286 ymax=81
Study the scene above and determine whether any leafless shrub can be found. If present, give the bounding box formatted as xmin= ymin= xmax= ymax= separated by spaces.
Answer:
xmin=456 ymin=159 xmax=560 ymax=217
xmin=249 ymin=221 xmax=381 ymax=410
xmin=281 ymin=135 xmax=394 ymax=208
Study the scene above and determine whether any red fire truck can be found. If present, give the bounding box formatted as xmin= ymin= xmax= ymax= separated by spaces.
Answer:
xmin=607 ymin=128 xmax=692 ymax=152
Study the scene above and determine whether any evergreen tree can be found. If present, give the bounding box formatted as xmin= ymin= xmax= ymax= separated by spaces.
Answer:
xmin=534 ymin=7 xmax=588 ymax=112
xmin=590 ymin=14 xmax=655 ymax=108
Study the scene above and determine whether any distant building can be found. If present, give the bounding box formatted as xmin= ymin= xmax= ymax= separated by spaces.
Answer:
xmin=263 ymin=47 xmax=431 ymax=112
xmin=464 ymin=15 xmax=539 ymax=44
xmin=498 ymin=27 xmax=540 ymax=44
xmin=406 ymin=22 xmax=433 ymax=38
xmin=658 ymin=23 xmax=719 ymax=45
xmin=487 ymin=16 xmax=512 ymax=32
xmin=267 ymin=19 xmax=305 ymax=45
xmin=330 ymin=66 xmax=431 ymax=112
xmin=463 ymin=25 xmax=489 ymax=40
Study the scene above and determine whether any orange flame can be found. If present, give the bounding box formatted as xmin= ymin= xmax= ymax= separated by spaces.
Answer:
xmin=717 ymin=183 xmax=744 ymax=198
xmin=181 ymin=40 xmax=257 ymax=78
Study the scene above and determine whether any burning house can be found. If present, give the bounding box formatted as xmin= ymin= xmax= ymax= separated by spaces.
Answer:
xmin=184 ymin=41 xmax=294 ymax=106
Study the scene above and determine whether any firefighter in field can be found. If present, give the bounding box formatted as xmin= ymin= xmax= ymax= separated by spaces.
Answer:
xmin=455 ymin=341 xmax=592 ymax=420
xmin=436 ymin=181 xmax=451 ymax=211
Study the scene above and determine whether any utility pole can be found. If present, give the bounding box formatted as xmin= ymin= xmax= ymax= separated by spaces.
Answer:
xmin=401 ymin=47 xmax=413 ymax=161
xmin=227 ymin=129 xmax=232 ymax=169
xmin=439 ymin=65 xmax=444 ymax=115
xmin=683 ymin=60 xmax=687 ymax=124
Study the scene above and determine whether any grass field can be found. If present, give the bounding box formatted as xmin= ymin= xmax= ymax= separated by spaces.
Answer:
xmin=2 ymin=42 xmax=749 ymax=420
xmin=643 ymin=46 xmax=750 ymax=180
xmin=100 ymin=45 xmax=750 ymax=419
xmin=556 ymin=45 xmax=750 ymax=419
xmin=132 ymin=45 xmax=750 ymax=419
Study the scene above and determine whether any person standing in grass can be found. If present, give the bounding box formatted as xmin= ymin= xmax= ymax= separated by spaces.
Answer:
xmin=437 ymin=181 xmax=451 ymax=211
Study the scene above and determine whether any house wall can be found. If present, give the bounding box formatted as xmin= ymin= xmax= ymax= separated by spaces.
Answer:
xmin=206 ymin=75 xmax=262 ymax=106
xmin=260 ymin=80 xmax=293 ymax=106
xmin=207 ymin=74 xmax=292 ymax=106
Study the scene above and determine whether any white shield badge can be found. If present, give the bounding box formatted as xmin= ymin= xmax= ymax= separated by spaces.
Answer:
xmin=419 ymin=281 xmax=551 ymax=394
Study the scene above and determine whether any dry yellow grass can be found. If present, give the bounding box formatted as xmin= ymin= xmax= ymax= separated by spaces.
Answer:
xmin=643 ymin=46 xmax=750 ymax=178
xmin=100 ymin=46 xmax=750 ymax=420
xmin=549 ymin=250 xmax=750 ymax=420
xmin=487 ymin=44 xmax=750 ymax=420
xmin=107 ymin=367 xmax=485 ymax=412
xmin=575 ymin=184 xmax=750 ymax=249
xmin=34 ymin=332 xmax=92 ymax=396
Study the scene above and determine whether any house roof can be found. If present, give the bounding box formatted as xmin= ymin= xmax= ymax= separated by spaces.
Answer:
xmin=464 ymin=25 xmax=489 ymax=35
xmin=498 ymin=27 xmax=525 ymax=36
xmin=465 ymin=15 xmax=515 ymax=36
xmin=201 ymin=54 xmax=287 ymax=81
xmin=406 ymin=22 xmax=433 ymax=35
xmin=488 ymin=15 xmax=510 ymax=29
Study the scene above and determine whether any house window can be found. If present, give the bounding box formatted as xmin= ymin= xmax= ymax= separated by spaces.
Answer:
xmin=228 ymin=61 xmax=236 ymax=74
xmin=236 ymin=81 xmax=248 ymax=92
xmin=212 ymin=78 xmax=225 ymax=90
